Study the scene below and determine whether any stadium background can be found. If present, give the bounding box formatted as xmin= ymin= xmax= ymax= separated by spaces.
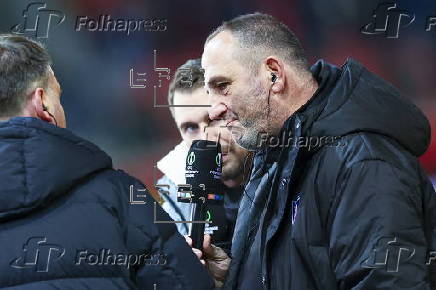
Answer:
xmin=1 ymin=0 xmax=435 ymax=191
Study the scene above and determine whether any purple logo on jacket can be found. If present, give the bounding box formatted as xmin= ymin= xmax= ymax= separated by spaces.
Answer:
xmin=292 ymin=195 xmax=301 ymax=224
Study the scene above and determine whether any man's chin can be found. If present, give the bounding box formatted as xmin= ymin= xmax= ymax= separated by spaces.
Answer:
xmin=221 ymin=161 xmax=240 ymax=182
xmin=231 ymin=132 xmax=250 ymax=150
xmin=235 ymin=133 xmax=260 ymax=151
xmin=229 ymin=127 xmax=243 ymax=142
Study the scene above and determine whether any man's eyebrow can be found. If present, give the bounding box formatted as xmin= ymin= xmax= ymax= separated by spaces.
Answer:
xmin=207 ymin=76 xmax=231 ymax=87
xmin=179 ymin=121 xmax=198 ymax=129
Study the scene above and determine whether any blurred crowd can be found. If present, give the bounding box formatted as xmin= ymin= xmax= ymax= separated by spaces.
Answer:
xmin=1 ymin=0 xmax=434 ymax=188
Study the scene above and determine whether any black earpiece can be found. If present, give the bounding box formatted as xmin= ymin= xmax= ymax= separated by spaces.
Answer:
xmin=42 ymin=104 xmax=58 ymax=126
xmin=271 ymin=73 xmax=277 ymax=83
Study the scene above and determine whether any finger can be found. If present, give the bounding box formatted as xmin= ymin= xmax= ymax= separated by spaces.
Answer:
xmin=200 ymin=259 xmax=206 ymax=266
xmin=203 ymin=234 xmax=214 ymax=256
xmin=184 ymin=235 xmax=192 ymax=247
xmin=193 ymin=248 xmax=203 ymax=259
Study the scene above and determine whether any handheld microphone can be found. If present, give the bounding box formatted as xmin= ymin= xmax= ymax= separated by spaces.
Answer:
xmin=178 ymin=140 xmax=223 ymax=250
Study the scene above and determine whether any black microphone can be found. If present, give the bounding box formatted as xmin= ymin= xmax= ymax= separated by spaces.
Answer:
xmin=177 ymin=140 xmax=223 ymax=250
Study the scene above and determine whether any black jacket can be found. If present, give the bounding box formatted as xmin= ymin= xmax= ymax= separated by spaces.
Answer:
xmin=0 ymin=117 xmax=214 ymax=290
xmin=225 ymin=59 xmax=436 ymax=290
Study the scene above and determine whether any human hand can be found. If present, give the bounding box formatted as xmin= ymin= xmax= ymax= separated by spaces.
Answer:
xmin=185 ymin=235 xmax=231 ymax=287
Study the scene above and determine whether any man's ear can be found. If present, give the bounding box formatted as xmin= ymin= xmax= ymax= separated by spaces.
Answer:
xmin=265 ymin=56 xmax=285 ymax=94
xmin=30 ymin=88 xmax=54 ymax=124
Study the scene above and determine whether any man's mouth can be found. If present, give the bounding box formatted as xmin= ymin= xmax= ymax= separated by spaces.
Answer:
xmin=226 ymin=119 xmax=238 ymax=127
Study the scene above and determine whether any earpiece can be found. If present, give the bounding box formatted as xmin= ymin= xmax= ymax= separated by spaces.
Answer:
xmin=42 ymin=104 xmax=58 ymax=126
xmin=271 ymin=73 xmax=277 ymax=83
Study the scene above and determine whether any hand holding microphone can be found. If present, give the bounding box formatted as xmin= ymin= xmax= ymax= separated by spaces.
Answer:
xmin=178 ymin=139 xmax=224 ymax=250
xmin=185 ymin=234 xmax=231 ymax=288
xmin=181 ymin=140 xmax=231 ymax=287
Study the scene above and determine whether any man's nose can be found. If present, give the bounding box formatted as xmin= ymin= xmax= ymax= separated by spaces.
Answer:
xmin=208 ymin=103 xmax=227 ymax=121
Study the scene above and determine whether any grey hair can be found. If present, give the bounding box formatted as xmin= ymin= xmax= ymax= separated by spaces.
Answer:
xmin=206 ymin=13 xmax=310 ymax=75
xmin=0 ymin=34 xmax=52 ymax=117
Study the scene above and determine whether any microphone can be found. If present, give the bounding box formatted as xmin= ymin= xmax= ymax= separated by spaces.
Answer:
xmin=177 ymin=140 xmax=223 ymax=250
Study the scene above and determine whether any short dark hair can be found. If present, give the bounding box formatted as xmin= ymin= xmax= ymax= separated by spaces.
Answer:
xmin=167 ymin=58 xmax=204 ymax=118
xmin=0 ymin=34 xmax=52 ymax=118
xmin=206 ymin=13 xmax=309 ymax=74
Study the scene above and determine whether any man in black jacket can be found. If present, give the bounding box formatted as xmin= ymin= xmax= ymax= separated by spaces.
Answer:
xmin=0 ymin=34 xmax=214 ymax=289
xmin=202 ymin=13 xmax=436 ymax=289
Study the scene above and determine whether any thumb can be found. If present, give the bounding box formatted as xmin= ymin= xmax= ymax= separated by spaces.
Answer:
xmin=203 ymin=235 xmax=229 ymax=261
xmin=184 ymin=235 xmax=193 ymax=247
xmin=202 ymin=235 xmax=213 ymax=256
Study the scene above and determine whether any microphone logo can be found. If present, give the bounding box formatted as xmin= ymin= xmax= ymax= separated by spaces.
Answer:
xmin=187 ymin=151 xmax=196 ymax=166
xmin=215 ymin=153 xmax=221 ymax=166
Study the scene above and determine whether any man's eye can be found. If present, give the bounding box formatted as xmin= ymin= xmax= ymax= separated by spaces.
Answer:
xmin=217 ymin=82 xmax=229 ymax=92
xmin=183 ymin=124 xmax=199 ymax=134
